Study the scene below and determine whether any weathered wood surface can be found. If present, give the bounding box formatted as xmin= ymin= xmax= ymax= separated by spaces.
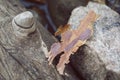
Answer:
xmin=0 ymin=0 xmax=82 ymax=80
xmin=0 ymin=0 xmax=64 ymax=80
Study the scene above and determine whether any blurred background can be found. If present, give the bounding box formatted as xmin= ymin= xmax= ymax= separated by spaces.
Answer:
xmin=20 ymin=0 xmax=120 ymax=34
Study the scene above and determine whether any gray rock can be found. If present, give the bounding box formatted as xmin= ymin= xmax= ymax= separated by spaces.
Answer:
xmin=68 ymin=2 xmax=120 ymax=80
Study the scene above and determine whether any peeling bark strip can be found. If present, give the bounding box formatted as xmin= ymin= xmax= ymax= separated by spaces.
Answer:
xmin=48 ymin=10 xmax=99 ymax=74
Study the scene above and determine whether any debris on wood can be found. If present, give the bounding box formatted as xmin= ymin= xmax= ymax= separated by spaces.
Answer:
xmin=48 ymin=10 xmax=99 ymax=75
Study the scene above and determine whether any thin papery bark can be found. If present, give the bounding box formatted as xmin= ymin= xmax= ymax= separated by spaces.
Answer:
xmin=48 ymin=10 xmax=99 ymax=74
xmin=55 ymin=24 xmax=70 ymax=36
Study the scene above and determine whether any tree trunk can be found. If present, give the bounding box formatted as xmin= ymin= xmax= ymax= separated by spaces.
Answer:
xmin=0 ymin=0 xmax=81 ymax=80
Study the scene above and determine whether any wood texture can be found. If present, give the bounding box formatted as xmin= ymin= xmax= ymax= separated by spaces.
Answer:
xmin=0 ymin=0 xmax=63 ymax=80
xmin=0 ymin=0 xmax=82 ymax=80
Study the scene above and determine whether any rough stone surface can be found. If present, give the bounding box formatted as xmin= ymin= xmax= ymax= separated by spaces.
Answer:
xmin=68 ymin=2 xmax=120 ymax=80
